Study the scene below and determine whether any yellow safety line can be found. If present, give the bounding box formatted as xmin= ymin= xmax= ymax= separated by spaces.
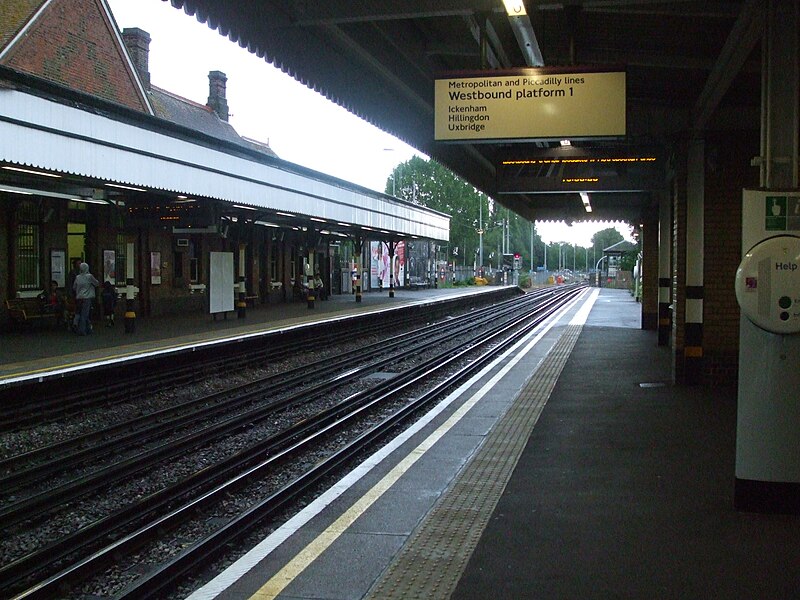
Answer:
xmin=250 ymin=288 xmax=594 ymax=599
xmin=0 ymin=310 xmax=388 ymax=381
xmin=250 ymin=377 xmax=478 ymax=599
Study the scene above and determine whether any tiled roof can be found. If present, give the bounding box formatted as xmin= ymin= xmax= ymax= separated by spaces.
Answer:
xmin=149 ymin=86 xmax=241 ymax=144
xmin=149 ymin=86 xmax=277 ymax=158
xmin=0 ymin=0 xmax=44 ymax=52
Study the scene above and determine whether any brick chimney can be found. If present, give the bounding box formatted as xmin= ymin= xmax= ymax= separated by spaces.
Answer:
xmin=207 ymin=70 xmax=229 ymax=121
xmin=122 ymin=28 xmax=151 ymax=90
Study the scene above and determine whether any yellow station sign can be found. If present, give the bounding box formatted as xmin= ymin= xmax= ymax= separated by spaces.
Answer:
xmin=434 ymin=70 xmax=626 ymax=142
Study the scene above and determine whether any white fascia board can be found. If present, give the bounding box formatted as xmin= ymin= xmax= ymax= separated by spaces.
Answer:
xmin=0 ymin=89 xmax=450 ymax=241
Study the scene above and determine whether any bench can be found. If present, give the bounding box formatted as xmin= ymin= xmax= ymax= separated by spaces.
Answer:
xmin=409 ymin=277 xmax=431 ymax=290
xmin=5 ymin=298 xmax=60 ymax=327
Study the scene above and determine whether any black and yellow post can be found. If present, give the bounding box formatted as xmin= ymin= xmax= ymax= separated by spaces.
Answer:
xmin=387 ymin=240 xmax=396 ymax=298
xmin=124 ymin=277 xmax=136 ymax=333
xmin=684 ymin=286 xmax=704 ymax=383
xmin=658 ymin=277 xmax=671 ymax=345
xmin=352 ymin=236 xmax=364 ymax=303
xmin=237 ymin=244 xmax=247 ymax=318
xmin=355 ymin=262 xmax=362 ymax=303
xmin=307 ymin=266 xmax=315 ymax=309
xmin=124 ymin=241 xmax=136 ymax=333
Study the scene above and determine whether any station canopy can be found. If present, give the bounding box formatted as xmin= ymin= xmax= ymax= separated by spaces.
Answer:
xmin=164 ymin=0 xmax=761 ymax=224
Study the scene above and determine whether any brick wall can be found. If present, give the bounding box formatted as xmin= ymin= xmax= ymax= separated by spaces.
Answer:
xmin=702 ymin=130 xmax=759 ymax=384
xmin=1 ymin=0 xmax=148 ymax=112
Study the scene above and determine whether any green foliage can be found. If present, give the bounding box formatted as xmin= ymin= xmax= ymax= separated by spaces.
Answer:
xmin=620 ymin=250 xmax=639 ymax=272
xmin=386 ymin=157 xmax=539 ymax=268
xmin=591 ymin=228 xmax=624 ymax=253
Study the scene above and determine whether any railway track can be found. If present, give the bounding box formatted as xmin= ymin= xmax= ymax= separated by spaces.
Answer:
xmin=0 ymin=285 xmax=585 ymax=599
xmin=0 ymin=289 xmax=514 ymax=431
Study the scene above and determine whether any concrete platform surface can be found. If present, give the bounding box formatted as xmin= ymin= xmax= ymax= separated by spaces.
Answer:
xmin=452 ymin=289 xmax=800 ymax=599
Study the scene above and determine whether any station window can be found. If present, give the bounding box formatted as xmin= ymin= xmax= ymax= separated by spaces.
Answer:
xmin=16 ymin=223 xmax=40 ymax=291
xmin=189 ymin=239 xmax=201 ymax=283
xmin=16 ymin=201 xmax=40 ymax=291
xmin=115 ymin=234 xmax=127 ymax=284
xmin=270 ymin=241 xmax=278 ymax=282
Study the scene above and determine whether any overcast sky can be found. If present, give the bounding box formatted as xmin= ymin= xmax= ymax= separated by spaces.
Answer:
xmin=105 ymin=0 xmax=632 ymax=247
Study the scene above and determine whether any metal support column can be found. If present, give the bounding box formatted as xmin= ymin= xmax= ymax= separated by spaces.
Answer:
xmin=124 ymin=242 xmax=136 ymax=333
xmin=236 ymin=243 xmax=247 ymax=318
xmin=387 ymin=240 xmax=396 ymax=298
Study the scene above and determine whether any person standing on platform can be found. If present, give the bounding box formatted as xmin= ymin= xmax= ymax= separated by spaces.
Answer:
xmin=73 ymin=262 xmax=99 ymax=335
xmin=66 ymin=258 xmax=82 ymax=329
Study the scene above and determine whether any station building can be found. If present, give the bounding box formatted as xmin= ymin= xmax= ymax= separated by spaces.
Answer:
xmin=0 ymin=0 xmax=449 ymax=320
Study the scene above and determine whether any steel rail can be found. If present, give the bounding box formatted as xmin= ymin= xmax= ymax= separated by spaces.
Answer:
xmin=9 ymin=286 xmax=584 ymax=599
xmin=0 ymin=289 xmax=527 ymax=491
xmin=114 ymin=285 xmax=586 ymax=600
xmin=0 ymin=291 xmax=511 ymax=430
xmin=0 ymin=290 xmax=546 ymax=526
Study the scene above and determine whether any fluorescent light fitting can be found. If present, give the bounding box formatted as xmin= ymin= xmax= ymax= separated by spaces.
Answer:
xmin=231 ymin=204 xmax=257 ymax=210
xmin=0 ymin=186 xmax=33 ymax=195
xmin=0 ymin=184 xmax=108 ymax=204
xmin=255 ymin=220 xmax=280 ymax=228
xmin=580 ymin=192 xmax=592 ymax=213
xmin=2 ymin=166 xmax=61 ymax=178
xmin=106 ymin=182 xmax=146 ymax=192
xmin=74 ymin=196 xmax=111 ymax=205
xmin=503 ymin=0 xmax=526 ymax=16
xmin=276 ymin=211 xmax=295 ymax=217
xmin=559 ymin=139 xmax=571 ymax=146
xmin=310 ymin=217 xmax=326 ymax=223
xmin=337 ymin=222 xmax=350 ymax=227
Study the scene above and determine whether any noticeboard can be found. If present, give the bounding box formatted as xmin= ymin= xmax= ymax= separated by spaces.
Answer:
xmin=434 ymin=69 xmax=626 ymax=142
xmin=209 ymin=251 xmax=234 ymax=315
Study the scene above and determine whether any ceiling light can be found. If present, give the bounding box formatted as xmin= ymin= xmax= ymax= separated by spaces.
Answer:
xmin=255 ymin=220 xmax=280 ymax=228
xmin=580 ymin=192 xmax=592 ymax=213
xmin=231 ymin=204 xmax=257 ymax=210
xmin=0 ymin=186 xmax=33 ymax=195
xmin=0 ymin=184 xmax=109 ymax=204
xmin=276 ymin=211 xmax=295 ymax=217
xmin=2 ymin=166 xmax=61 ymax=178
xmin=559 ymin=139 xmax=571 ymax=146
xmin=310 ymin=217 xmax=326 ymax=223
xmin=503 ymin=0 xmax=526 ymax=16
xmin=106 ymin=182 xmax=146 ymax=192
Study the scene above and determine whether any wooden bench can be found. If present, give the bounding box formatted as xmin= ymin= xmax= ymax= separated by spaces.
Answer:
xmin=409 ymin=277 xmax=431 ymax=290
xmin=5 ymin=298 xmax=60 ymax=327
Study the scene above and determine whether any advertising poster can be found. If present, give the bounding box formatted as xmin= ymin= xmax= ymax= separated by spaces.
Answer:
xmin=370 ymin=241 xmax=405 ymax=288
xmin=103 ymin=250 xmax=116 ymax=284
xmin=150 ymin=251 xmax=161 ymax=285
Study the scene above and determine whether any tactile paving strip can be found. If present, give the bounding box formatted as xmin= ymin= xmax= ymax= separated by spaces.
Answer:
xmin=365 ymin=323 xmax=583 ymax=599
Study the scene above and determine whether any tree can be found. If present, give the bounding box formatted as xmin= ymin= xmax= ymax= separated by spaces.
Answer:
xmin=591 ymin=227 xmax=624 ymax=253
xmin=386 ymin=157 xmax=493 ymax=267
xmin=385 ymin=157 xmax=550 ymax=272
